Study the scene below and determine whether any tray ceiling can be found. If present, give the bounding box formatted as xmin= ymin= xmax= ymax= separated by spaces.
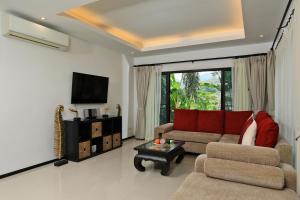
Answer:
xmin=62 ymin=0 xmax=245 ymax=51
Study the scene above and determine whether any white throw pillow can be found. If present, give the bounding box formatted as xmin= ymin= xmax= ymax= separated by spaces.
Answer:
xmin=242 ymin=119 xmax=257 ymax=146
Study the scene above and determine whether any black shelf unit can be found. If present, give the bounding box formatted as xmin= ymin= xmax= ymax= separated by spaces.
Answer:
xmin=64 ymin=116 xmax=122 ymax=162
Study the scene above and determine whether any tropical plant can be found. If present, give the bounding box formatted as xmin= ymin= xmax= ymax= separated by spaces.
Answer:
xmin=169 ymin=71 xmax=222 ymax=121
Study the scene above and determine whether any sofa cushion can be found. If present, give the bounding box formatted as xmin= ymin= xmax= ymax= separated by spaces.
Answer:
xmin=196 ymin=111 xmax=224 ymax=134
xmin=241 ymin=119 xmax=257 ymax=146
xmin=256 ymin=111 xmax=271 ymax=124
xmin=173 ymin=109 xmax=198 ymax=131
xmin=256 ymin=117 xmax=279 ymax=148
xmin=182 ymin=142 xmax=207 ymax=154
xmin=206 ymin=142 xmax=280 ymax=166
xmin=171 ymin=173 xmax=298 ymax=200
xmin=204 ymin=158 xmax=284 ymax=190
xmin=238 ymin=116 xmax=254 ymax=144
xmin=224 ymin=111 xmax=253 ymax=135
xmin=163 ymin=130 xmax=221 ymax=143
xmin=237 ymin=116 xmax=257 ymax=146
xmin=219 ymin=134 xmax=240 ymax=144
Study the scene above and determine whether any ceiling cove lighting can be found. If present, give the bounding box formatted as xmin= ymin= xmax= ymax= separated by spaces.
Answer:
xmin=61 ymin=0 xmax=245 ymax=52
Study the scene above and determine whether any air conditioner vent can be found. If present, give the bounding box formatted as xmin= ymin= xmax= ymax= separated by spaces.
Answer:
xmin=2 ymin=14 xmax=70 ymax=51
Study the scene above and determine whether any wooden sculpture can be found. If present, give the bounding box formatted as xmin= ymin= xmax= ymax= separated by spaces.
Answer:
xmin=54 ymin=105 xmax=68 ymax=166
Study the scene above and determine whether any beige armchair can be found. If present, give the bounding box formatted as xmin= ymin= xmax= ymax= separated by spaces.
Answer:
xmin=172 ymin=142 xmax=298 ymax=200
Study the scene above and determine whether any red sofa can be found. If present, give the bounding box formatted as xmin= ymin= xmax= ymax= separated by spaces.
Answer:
xmin=155 ymin=109 xmax=292 ymax=165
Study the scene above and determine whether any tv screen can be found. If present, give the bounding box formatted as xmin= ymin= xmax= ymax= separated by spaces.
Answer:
xmin=71 ymin=72 xmax=109 ymax=104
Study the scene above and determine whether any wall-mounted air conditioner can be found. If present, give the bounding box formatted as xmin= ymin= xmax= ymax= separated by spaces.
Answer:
xmin=1 ymin=14 xmax=70 ymax=51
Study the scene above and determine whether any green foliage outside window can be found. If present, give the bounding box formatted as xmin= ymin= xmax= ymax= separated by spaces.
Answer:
xmin=170 ymin=71 xmax=222 ymax=122
xmin=159 ymin=69 xmax=232 ymax=124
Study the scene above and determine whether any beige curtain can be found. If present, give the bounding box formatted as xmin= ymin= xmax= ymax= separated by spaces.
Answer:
xmin=145 ymin=66 xmax=162 ymax=141
xmin=246 ymin=56 xmax=267 ymax=113
xmin=233 ymin=59 xmax=252 ymax=111
xmin=266 ymin=51 xmax=276 ymax=115
xmin=135 ymin=67 xmax=152 ymax=139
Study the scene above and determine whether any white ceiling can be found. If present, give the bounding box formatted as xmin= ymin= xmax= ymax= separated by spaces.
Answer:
xmin=83 ymin=0 xmax=243 ymax=39
xmin=0 ymin=0 xmax=288 ymax=56
xmin=63 ymin=0 xmax=245 ymax=51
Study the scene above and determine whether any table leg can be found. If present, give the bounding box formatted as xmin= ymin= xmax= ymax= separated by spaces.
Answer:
xmin=160 ymin=161 xmax=170 ymax=176
xmin=134 ymin=155 xmax=145 ymax=172
xmin=175 ymin=147 xmax=185 ymax=164
xmin=176 ymin=154 xmax=184 ymax=164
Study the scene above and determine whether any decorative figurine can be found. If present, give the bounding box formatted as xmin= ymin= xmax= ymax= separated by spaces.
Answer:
xmin=116 ymin=104 xmax=122 ymax=117
xmin=54 ymin=105 xmax=68 ymax=166
xmin=102 ymin=105 xmax=111 ymax=118
xmin=69 ymin=107 xmax=81 ymax=121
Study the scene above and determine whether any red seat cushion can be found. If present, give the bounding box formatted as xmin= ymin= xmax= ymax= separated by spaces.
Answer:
xmin=196 ymin=111 xmax=224 ymax=134
xmin=224 ymin=111 xmax=253 ymax=135
xmin=238 ymin=116 xmax=254 ymax=144
xmin=256 ymin=111 xmax=271 ymax=124
xmin=255 ymin=117 xmax=279 ymax=148
xmin=173 ymin=109 xmax=198 ymax=131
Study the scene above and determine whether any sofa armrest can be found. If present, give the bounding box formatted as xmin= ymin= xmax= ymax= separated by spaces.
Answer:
xmin=194 ymin=154 xmax=207 ymax=173
xmin=154 ymin=123 xmax=173 ymax=138
xmin=280 ymin=163 xmax=297 ymax=191
xmin=275 ymin=137 xmax=292 ymax=165
xmin=206 ymin=142 xmax=280 ymax=166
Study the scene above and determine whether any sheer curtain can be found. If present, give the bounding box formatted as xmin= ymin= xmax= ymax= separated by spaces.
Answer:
xmin=135 ymin=67 xmax=152 ymax=139
xmin=233 ymin=59 xmax=252 ymax=111
xmin=275 ymin=13 xmax=296 ymax=156
xmin=145 ymin=66 xmax=162 ymax=141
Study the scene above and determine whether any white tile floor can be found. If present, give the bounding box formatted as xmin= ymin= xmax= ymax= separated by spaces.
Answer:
xmin=0 ymin=139 xmax=196 ymax=200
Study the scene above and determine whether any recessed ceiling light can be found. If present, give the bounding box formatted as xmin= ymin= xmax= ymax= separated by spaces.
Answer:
xmin=259 ymin=34 xmax=264 ymax=38
xmin=40 ymin=17 xmax=47 ymax=20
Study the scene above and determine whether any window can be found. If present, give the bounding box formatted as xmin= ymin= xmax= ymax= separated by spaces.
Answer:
xmin=160 ymin=68 xmax=232 ymax=124
xmin=160 ymin=74 xmax=168 ymax=124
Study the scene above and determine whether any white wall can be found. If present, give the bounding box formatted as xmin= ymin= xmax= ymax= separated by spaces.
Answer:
xmin=121 ymin=55 xmax=135 ymax=138
xmin=0 ymin=28 xmax=123 ymax=175
xmin=294 ymin=0 xmax=300 ymax=194
xmin=134 ymin=42 xmax=271 ymax=66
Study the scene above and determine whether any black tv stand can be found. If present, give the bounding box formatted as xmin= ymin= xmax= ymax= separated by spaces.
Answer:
xmin=64 ymin=116 xmax=122 ymax=162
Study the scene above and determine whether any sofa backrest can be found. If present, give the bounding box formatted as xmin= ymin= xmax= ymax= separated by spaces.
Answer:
xmin=206 ymin=142 xmax=280 ymax=166
xmin=173 ymin=109 xmax=224 ymax=133
xmin=196 ymin=110 xmax=224 ymax=134
xmin=204 ymin=158 xmax=285 ymax=190
xmin=173 ymin=109 xmax=253 ymax=135
xmin=204 ymin=142 xmax=285 ymax=190
xmin=224 ymin=111 xmax=253 ymax=135
xmin=173 ymin=109 xmax=198 ymax=131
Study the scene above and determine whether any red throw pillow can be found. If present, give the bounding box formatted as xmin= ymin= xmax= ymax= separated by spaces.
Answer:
xmin=224 ymin=111 xmax=253 ymax=135
xmin=256 ymin=111 xmax=271 ymax=124
xmin=238 ymin=116 xmax=254 ymax=144
xmin=173 ymin=109 xmax=198 ymax=131
xmin=196 ymin=111 xmax=224 ymax=134
xmin=255 ymin=117 xmax=279 ymax=148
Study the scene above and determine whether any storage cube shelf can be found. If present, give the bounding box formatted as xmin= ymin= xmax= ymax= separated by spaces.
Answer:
xmin=64 ymin=116 xmax=122 ymax=162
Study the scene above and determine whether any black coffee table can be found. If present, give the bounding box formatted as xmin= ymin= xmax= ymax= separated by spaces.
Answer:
xmin=134 ymin=140 xmax=185 ymax=176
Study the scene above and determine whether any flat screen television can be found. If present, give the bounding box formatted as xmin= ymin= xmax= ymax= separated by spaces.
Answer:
xmin=71 ymin=72 xmax=109 ymax=104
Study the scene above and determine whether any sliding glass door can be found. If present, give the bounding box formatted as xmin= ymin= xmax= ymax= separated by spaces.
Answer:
xmin=160 ymin=68 xmax=232 ymax=124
